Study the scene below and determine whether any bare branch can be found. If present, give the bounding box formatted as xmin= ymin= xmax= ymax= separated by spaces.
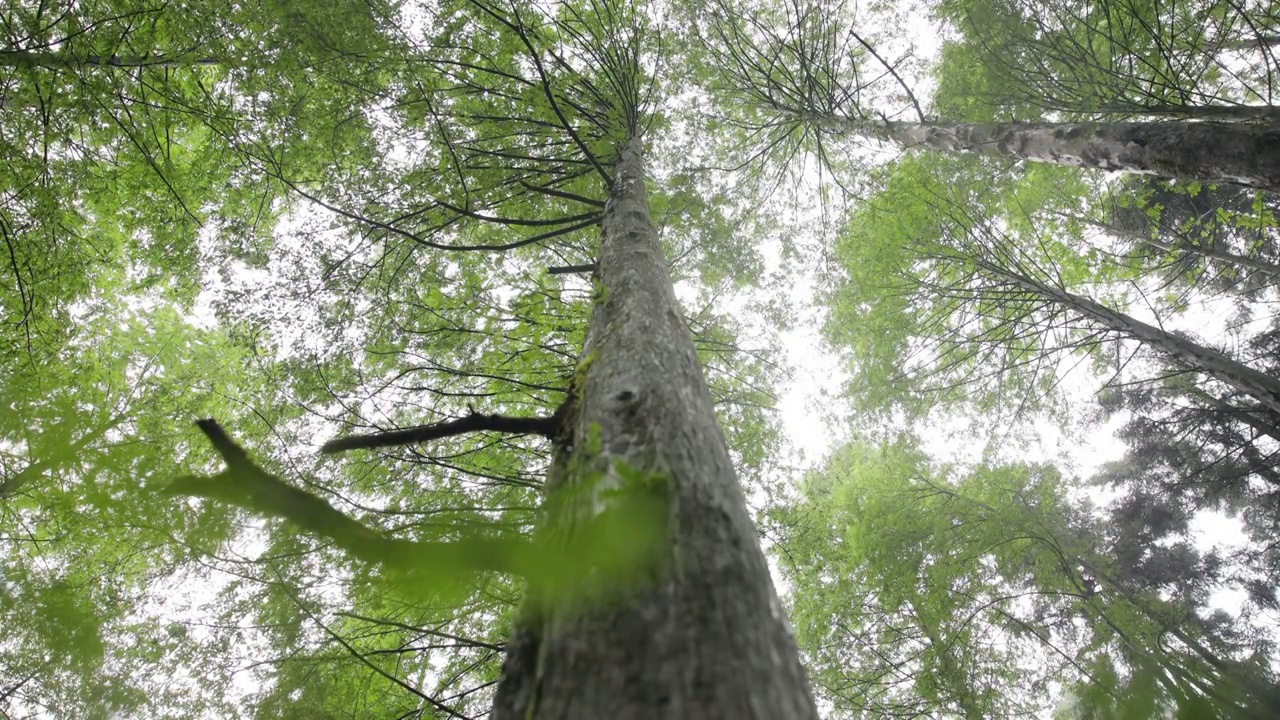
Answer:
xmin=321 ymin=411 xmax=558 ymax=454
xmin=547 ymin=263 xmax=597 ymax=275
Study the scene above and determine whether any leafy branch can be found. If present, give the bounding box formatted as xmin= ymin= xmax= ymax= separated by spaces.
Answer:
xmin=167 ymin=419 xmax=531 ymax=575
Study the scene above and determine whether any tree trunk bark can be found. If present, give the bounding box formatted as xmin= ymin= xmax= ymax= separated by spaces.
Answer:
xmin=814 ymin=114 xmax=1280 ymax=192
xmin=489 ymin=135 xmax=818 ymax=720
xmin=981 ymin=261 xmax=1280 ymax=415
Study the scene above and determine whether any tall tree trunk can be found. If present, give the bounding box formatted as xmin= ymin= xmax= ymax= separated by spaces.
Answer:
xmin=811 ymin=114 xmax=1280 ymax=192
xmin=1105 ymin=104 xmax=1280 ymax=123
xmin=489 ymin=136 xmax=818 ymax=719
xmin=978 ymin=261 xmax=1280 ymax=415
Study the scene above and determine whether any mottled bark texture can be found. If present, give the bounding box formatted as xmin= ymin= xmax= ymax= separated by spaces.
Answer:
xmin=826 ymin=116 xmax=1280 ymax=192
xmin=489 ymin=136 xmax=818 ymax=720
xmin=987 ymin=262 xmax=1280 ymax=415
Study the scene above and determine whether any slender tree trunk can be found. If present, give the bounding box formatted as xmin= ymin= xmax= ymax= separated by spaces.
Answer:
xmin=1187 ymin=386 xmax=1280 ymax=445
xmin=1215 ymin=34 xmax=1280 ymax=51
xmin=1143 ymin=235 xmax=1280 ymax=278
xmin=1070 ymin=214 xmax=1280 ymax=278
xmin=812 ymin=114 xmax=1280 ymax=192
xmin=979 ymin=261 xmax=1280 ymax=415
xmin=489 ymin=135 xmax=818 ymax=719
xmin=908 ymin=597 xmax=984 ymax=720
xmin=0 ymin=50 xmax=218 ymax=69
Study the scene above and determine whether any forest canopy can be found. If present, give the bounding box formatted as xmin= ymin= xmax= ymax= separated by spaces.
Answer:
xmin=2 ymin=0 xmax=1279 ymax=717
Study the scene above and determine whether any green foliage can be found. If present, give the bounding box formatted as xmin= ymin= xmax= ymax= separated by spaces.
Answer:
xmin=930 ymin=39 xmax=1037 ymax=122
xmin=932 ymin=0 xmax=1275 ymax=118
xmin=779 ymin=434 xmax=1280 ymax=719
xmin=777 ymin=439 xmax=1070 ymax=717
xmin=0 ymin=293 xmax=287 ymax=714
xmin=823 ymin=151 xmax=1105 ymax=422
xmin=1103 ymin=176 xmax=1280 ymax=298
xmin=1 ymin=0 xmax=786 ymax=716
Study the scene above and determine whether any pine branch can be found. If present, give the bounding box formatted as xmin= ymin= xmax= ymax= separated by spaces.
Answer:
xmin=321 ymin=411 xmax=558 ymax=455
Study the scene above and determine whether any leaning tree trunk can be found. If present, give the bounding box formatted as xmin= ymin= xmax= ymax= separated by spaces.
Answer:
xmin=813 ymin=115 xmax=1280 ymax=193
xmin=983 ymin=261 xmax=1280 ymax=415
xmin=1140 ymin=233 xmax=1280 ymax=278
xmin=489 ymin=136 xmax=818 ymax=719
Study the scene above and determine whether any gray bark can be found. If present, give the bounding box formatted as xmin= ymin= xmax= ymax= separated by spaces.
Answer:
xmin=815 ymin=115 xmax=1280 ymax=192
xmin=490 ymin=136 xmax=818 ymax=719
xmin=983 ymin=261 xmax=1280 ymax=415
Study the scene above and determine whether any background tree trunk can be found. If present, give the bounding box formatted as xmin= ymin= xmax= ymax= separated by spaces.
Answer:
xmin=490 ymin=136 xmax=818 ymax=719
xmin=0 ymin=50 xmax=218 ymax=69
xmin=1216 ymin=35 xmax=1280 ymax=52
xmin=983 ymin=261 xmax=1280 ymax=414
xmin=1108 ymin=104 xmax=1280 ymax=122
xmin=1071 ymin=215 xmax=1280 ymax=278
xmin=815 ymin=115 xmax=1280 ymax=192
